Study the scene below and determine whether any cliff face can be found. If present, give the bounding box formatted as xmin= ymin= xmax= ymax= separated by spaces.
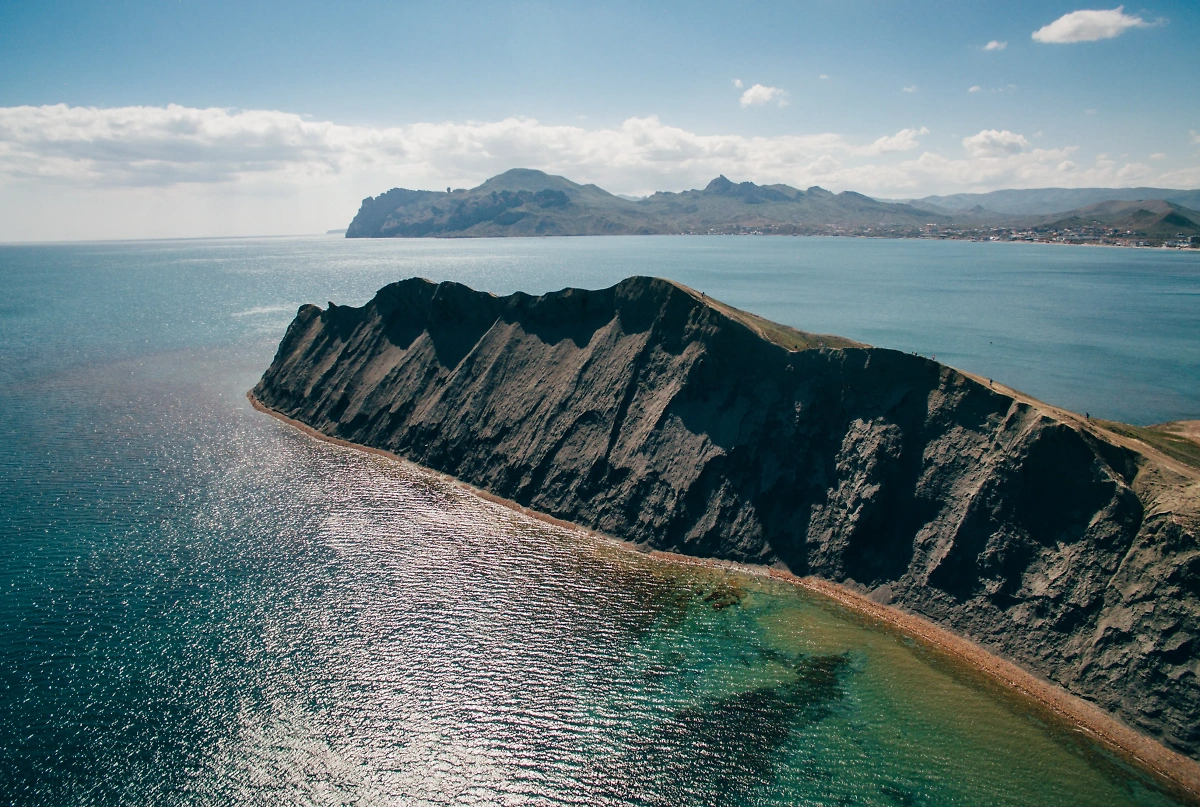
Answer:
xmin=253 ymin=276 xmax=1200 ymax=758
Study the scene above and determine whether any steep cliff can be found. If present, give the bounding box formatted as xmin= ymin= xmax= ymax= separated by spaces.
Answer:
xmin=253 ymin=276 xmax=1200 ymax=758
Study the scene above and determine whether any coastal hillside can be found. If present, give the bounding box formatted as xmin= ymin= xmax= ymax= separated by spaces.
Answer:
xmin=1029 ymin=199 xmax=1200 ymax=240
xmin=635 ymin=175 xmax=944 ymax=231
xmin=345 ymin=169 xmax=940 ymax=237
xmin=346 ymin=169 xmax=658 ymax=237
xmin=253 ymin=276 xmax=1200 ymax=759
xmin=905 ymin=187 xmax=1200 ymax=217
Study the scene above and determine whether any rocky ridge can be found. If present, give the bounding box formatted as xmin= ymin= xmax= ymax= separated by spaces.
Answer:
xmin=252 ymin=276 xmax=1200 ymax=758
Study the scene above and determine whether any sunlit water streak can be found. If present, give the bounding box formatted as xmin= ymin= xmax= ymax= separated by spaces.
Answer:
xmin=1 ymin=235 xmax=1197 ymax=805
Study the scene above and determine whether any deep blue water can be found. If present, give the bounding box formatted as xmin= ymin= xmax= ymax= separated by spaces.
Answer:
xmin=4 ymin=235 xmax=1195 ymax=423
xmin=1 ymin=235 xmax=1197 ymax=805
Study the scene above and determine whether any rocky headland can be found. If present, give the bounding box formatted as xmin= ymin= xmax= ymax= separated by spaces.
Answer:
xmin=252 ymin=276 xmax=1200 ymax=767
xmin=345 ymin=168 xmax=944 ymax=238
xmin=345 ymin=169 xmax=1200 ymax=246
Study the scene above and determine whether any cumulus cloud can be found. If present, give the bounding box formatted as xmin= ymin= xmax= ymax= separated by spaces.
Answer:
xmin=962 ymin=129 xmax=1031 ymax=157
xmin=0 ymin=104 xmax=929 ymax=197
xmin=0 ymin=104 xmax=1191 ymax=240
xmin=969 ymin=86 xmax=982 ymax=93
xmin=984 ymin=40 xmax=1007 ymax=50
xmin=1157 ymin=165 xmax=1200 ymax=187
xmin=1032 ymin=6 xmax=1150 ymax=43
xmin=865 ymin=127 xmax=930 ymax=155
xmin=739 ymin=84 xmax=788 ymax=107
xmin=0 ymin=103 xmax=363 ymax=186
xmin=1191 ymin=130 xmax=1200 ymax=145
xmin=818 ymin=73 xmax=830 ymax=80
xmin=902 ymin=85 xmax=917 ymax=93
xmin=0 ymin=106 xmax=938 ymax=187
xmin=732 ymin=78 xmax=743 ymax=89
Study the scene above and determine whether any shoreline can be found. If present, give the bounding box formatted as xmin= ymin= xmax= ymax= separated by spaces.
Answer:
xmin=247 ymin=390 xmax=1200 ymax=803
xmin=346 ymin=231 xmax=1200 ymax=251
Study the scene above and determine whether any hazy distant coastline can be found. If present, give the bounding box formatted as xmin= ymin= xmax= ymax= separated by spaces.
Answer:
xmin=345 ymin=169 xmax=1200 ymax=250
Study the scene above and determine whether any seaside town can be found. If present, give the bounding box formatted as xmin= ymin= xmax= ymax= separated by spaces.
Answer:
xmin=697 ymin=222 xmax=1200 ymax=248
xmin=915 ymin=222 xmax=1200 ymax=248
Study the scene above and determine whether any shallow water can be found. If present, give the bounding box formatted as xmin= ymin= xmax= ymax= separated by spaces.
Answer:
xmin=1 ymin=235 xmax=1197 ymax=805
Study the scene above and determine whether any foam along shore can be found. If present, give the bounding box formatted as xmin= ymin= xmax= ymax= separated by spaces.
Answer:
xmin=247 ymin=388 xmax=1200 ymax=802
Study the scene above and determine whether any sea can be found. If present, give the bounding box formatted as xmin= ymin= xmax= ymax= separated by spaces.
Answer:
xmin=2 ymin=234 xmax=1198 ymax=806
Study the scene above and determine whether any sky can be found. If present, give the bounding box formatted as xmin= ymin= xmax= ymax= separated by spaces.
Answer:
xmin=1 ymin=0 xmax=1198 ymax=240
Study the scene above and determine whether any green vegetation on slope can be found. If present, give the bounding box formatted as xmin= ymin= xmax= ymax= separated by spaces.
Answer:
xmin=1098 ymin=421 xmax=1200 ymax=471
xmin=1036 ymin=200 xmax=1200 ymax=240
xmin=706 ymin=296 xmax=864 ymax=351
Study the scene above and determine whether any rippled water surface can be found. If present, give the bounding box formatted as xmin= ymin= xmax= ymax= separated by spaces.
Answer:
xmin=2 ymin=235 xmax=1198 ymax=805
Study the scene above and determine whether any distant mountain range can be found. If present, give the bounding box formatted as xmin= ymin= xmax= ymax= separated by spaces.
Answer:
xmin=346 ymin=169 xmax=1200 ymax=243
xmin=896 ymin=187 xmax=1200 ymax=217
xmin=1028 ymin=199 xmax=1200 ymax=241
xmin=346 ymin=169 xmax=942 ymax=238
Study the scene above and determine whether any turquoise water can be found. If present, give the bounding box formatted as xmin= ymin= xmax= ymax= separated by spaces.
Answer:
xmin=1 ymin=235 xmax=1198 ymax=805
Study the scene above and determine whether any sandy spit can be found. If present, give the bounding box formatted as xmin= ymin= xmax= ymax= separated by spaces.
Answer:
xmin=247 ymin=391 xmax=1200 ymax=803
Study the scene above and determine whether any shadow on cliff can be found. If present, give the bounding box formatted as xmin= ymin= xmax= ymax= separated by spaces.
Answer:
xmin=252 ymin=274 xmax=1200 ymax=760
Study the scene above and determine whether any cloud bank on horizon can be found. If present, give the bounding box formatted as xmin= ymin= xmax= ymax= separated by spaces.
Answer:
xmin=0 ymin=1 xmax=1195 ymax=240
xmin=1 ymin=102 xmax=1195 ymax=240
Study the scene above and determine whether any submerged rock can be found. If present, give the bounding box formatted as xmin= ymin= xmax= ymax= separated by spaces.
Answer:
xmin=253 ymin=276 xmax=1200 ymax=758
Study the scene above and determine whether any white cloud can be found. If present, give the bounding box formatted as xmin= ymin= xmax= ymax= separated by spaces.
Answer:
xmin=865 ymin=127 xmax=930 ymax=155
xmin=962 ymin=129 xmax=1031 ymax=157
xmin=0 ymin=104 xmax=1192 ymax=240
xmin=1157 ymin=165 xmax=1200 ymax=187
xmin=1032 ymin=6 xmax=1150 ymax=43
xmin=1191 ymin=130 xmax=1200 ymax=145
xmin=1150 ymin=153 xmax=1166 ymax=160
xmin=0 ymin=103 xmax=351 ymax=186
xmin=969 ymin=86 xmax=982 ymax=93
xmin=739 ymin=84 xmax=788 ymax=107
xmin=732 ymin=78 xmax=743 ymax=89
xmin=818 ymin=73 xmax=830 ymax=80
xmin=902 ymin=85 xmax=917 ymax=93
xmin=0 ymin=104 xmax=928 ymax=209
xmin=984 ymin=40 xmax=1007 ymax=50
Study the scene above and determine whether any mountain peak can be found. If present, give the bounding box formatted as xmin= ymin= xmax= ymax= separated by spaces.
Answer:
xmin=705 ymin=175 xmax=735 ymax=193
xmin=476 ymin=168 xmax=580 ymax=194
xmin=347 ymin=168 xmax=952 ymax=237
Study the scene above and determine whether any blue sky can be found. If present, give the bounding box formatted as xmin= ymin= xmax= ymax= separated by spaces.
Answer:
xmin=1 ymin=0 xmax=1198 ymax=239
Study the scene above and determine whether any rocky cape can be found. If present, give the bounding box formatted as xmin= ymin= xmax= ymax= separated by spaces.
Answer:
xmin=253 ymin=276 xmax=1200 ymax=760
xmin=345 ymin=168 xmax=1200 ymax=243
xmin=345 ymin=168 xmax=943 ymax=237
